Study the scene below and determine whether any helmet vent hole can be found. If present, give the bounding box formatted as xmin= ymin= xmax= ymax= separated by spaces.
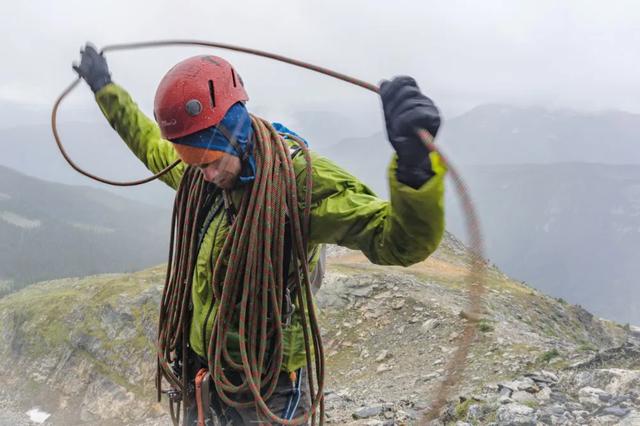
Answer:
xmin=231 ymin=70 xmax=237 ymax=87
xmin=208 ymin=80 xmax=216 ymax=108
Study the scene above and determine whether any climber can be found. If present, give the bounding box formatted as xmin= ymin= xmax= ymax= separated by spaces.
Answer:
xmin=73 ymin=43 xmax=446 ymax=425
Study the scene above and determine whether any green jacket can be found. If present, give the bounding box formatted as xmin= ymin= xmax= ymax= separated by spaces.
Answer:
xmin=95 ymin=83 xmax=446 ymax=372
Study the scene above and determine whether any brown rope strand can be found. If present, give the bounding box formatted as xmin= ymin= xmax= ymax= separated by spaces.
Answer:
xmin=52 ymin=40 xmax=488 ymax=423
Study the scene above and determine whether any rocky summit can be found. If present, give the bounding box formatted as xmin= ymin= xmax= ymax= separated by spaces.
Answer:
xmin=0 ymin=232 xmax=638 ymax=425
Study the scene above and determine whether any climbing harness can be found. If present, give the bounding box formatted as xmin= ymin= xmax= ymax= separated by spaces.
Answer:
xmin=51 ymin=40 xmax=487 ymax=423
xmin=282 ymin=369 xmax=304 ymax=421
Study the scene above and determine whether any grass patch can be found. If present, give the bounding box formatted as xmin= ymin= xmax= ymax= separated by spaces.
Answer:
xmin=454 ymin=399 xmax=474 ymax=420
xmin=478 ymin=320 xmax=494 ymax=333
xmin=578 ymin=342 xmax=597 ymax=352
xmin=538 ymin=348 xmax=560 ymax=363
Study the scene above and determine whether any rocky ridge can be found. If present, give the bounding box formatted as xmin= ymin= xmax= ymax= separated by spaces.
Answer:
xmin=0 ymin=232 xmax=638 ymax=425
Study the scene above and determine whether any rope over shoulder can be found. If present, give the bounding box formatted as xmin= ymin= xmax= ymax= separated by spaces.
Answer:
xmin=158 ymin=115 xmax=323 ymax=425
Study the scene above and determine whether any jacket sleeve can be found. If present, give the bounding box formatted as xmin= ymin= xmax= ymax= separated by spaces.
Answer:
xmin=94 ymin=83 xmax=185 ymax=190
xmin=295 ymin=151 xmax=446 ymax=266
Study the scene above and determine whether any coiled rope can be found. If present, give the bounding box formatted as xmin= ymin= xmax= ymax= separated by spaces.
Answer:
xmin=51 ymin=40 xmax=487 ymax=424
xmin=156 ymin=114 xmax=321 ymax=425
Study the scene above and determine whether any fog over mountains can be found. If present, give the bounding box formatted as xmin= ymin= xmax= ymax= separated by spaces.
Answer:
xmin=0 ymin=102 xmax=176 ymax=207
xmin=1 ymin=102 xmax=639 ymax=325
xmin=446 ymin=163 xmax=640 ymax=325
xmin=441 ymin=105 xmax=640 ymax=326
xmin=441 ymin=104 xmax=640 ymax=165
xmin=0 ymin=165 xmax=170 ymax=294
xmin=320 ymin=105 xmax=640 ymax=325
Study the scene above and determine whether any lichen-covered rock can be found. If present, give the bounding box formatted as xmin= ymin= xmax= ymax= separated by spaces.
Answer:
xmin=352 ymin=405 xmax=383 ymax=419
xmin=496 ymin=403 xmax=536 ymax=425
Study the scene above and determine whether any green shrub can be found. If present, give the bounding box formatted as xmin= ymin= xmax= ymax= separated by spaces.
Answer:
xmin=478 ymin=320 xmax=494 ymax=333
xmin=578 ymin=342 xmax=597 ymax=352
xmin=539 ymin=348 xmax=560 ymax=363
xmin=454 ymin=399 xmax=473 ymax=420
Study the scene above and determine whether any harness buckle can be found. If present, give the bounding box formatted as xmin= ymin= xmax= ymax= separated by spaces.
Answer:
xmin=162 ymin=387 xmax=183 ymax=403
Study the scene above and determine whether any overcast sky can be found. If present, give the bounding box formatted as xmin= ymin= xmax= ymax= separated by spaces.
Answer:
xmin=1 ymin=0 xmax=640 ymax=127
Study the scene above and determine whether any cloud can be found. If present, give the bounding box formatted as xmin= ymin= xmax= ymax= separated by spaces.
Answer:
xmin=1 ymin=0 xmax=640 ymax=118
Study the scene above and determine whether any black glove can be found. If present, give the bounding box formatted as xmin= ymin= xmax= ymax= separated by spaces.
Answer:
xmin=380 ymin=76 xmax=441 ymax=189
xmin=72 ymin=43 xmax=112 ymax=93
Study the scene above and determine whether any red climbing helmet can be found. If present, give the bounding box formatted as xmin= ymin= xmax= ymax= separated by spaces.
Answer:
xmin=154 ymin=55 xmax=249 ymax=141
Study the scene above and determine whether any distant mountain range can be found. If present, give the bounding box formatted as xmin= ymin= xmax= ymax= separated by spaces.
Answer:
xmin=2 ymin=102 xmax=639 ymax=324
xmin=446 ymin=163 xmax=640 ymax=326
xmin=319 ymin=105 xmax=640 ymax=326
xmin=0 ymin=165 xmax=170 ymax=295
xmin=0 ymin=120 xmax=175 ymax=207
xmin=439 ymin=104 xmax=640 ymax=165
xmin=3 ymin=103 xmax=637 ymax=205
xmin=320 ymin=104 xmax=640 ymax=185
